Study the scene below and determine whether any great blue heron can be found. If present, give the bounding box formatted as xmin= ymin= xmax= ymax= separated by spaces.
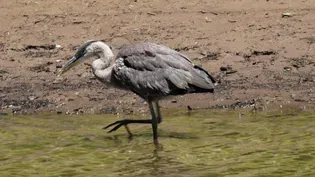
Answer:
xmin=58 ymin=40 xmax=216 ymax=144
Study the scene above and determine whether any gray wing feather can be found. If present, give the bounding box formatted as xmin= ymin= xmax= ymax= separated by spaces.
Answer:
xmin=117 ymin=42 xmax=192 ymax=64
xmin=113 ymin=43 xmax=214 ymax=98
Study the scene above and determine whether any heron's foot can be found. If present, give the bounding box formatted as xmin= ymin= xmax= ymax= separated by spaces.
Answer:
xmin=153 ymin=141 xmax=164 ymax=152
xmin=124 ymin=125 xmax=133 ymax=138
xmin=103 ymin=120 xmax=129 ymax=133
xmin=103 ymin=119 xmax=152 ymax=133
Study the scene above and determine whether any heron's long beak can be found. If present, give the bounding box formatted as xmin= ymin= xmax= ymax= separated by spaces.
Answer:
xmin=57 ymin=56 xmax=79 ymax=76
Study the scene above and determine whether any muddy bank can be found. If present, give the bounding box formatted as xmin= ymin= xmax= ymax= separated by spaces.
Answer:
xmin=1 ymin=0 xmax=315 ymax=114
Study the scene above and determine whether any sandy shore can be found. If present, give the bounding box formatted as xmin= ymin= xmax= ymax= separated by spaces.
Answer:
xmin=1 ymin=0 xmax=314 ymax=114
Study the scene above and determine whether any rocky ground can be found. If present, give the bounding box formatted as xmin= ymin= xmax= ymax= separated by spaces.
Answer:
xmin=0 ymin=0 xmax=315 ymax=115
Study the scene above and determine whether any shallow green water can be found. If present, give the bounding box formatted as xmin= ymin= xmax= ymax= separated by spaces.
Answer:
xmin=0 ymin=110 xmax=314 ymax=177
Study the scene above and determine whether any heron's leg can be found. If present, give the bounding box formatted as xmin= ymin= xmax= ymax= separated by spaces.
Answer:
xmin=103 ymin=101 xmax=161 ymax=143
xmin=149 ymin=101 xmax=159 ymax=144
xmin=154 ymin=101 xmax=162 ymax=124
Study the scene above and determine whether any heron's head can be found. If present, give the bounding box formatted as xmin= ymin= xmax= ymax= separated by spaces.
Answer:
xmin=58 ymin=40 xmax=113 ymax=75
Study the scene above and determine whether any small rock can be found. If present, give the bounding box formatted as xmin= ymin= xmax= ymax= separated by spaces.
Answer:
xmin=28 ymin=96 xmax=37 ymax=101
xmin=220 ymin=66 xmax=237 ymax=74
xmin=226 ymin=70 xmax=237 ymax=74
xmin=205 ymin=17 xmax=212 ymax=22
xmin=220 ymin=66 xmax=229 ymax=71
xmin=147 ymin=12 xmax=156 ymax=16
xmin=284 ymin=66 xmax=292 ymax=71
xmin=55 ymin=59 xmax=61 ymax=63
xmin=57 ymin=111 xmax=62 ymax=114
xmin=171 ymin=100 xmax=177 ymax=103
xmin=282 ymin=12 xmax=292 ymax=18
xmin=55 ymin=44 xmax=62 ymax=49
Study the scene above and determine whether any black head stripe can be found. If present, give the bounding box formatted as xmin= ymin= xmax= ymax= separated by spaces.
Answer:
xmin=75 ymin=40 xmax=99 ymax=58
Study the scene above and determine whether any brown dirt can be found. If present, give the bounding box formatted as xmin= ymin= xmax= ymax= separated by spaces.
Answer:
xmin=1 ymin=0 xmax=315 ymax=114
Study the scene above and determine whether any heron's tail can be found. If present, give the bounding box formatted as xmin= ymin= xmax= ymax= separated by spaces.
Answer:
xmin=188 ymin=65 xmax=216 ymax=93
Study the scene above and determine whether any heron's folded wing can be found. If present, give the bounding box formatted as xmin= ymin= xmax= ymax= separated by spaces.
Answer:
xmin=113 ymin=51 xmax=194 ymax=97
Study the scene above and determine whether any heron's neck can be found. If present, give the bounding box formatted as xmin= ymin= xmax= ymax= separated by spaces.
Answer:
xmin=92 ymin=50 xmax=114 ymax=84
xmin=99 ymin=49 xmax=114 ymax=67
xmin=92 ymin=46 xmax=114 ymax=69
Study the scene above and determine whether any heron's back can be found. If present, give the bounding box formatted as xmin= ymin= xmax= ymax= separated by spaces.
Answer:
xmin=112 ymin=42 xmax=215 ymax=100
